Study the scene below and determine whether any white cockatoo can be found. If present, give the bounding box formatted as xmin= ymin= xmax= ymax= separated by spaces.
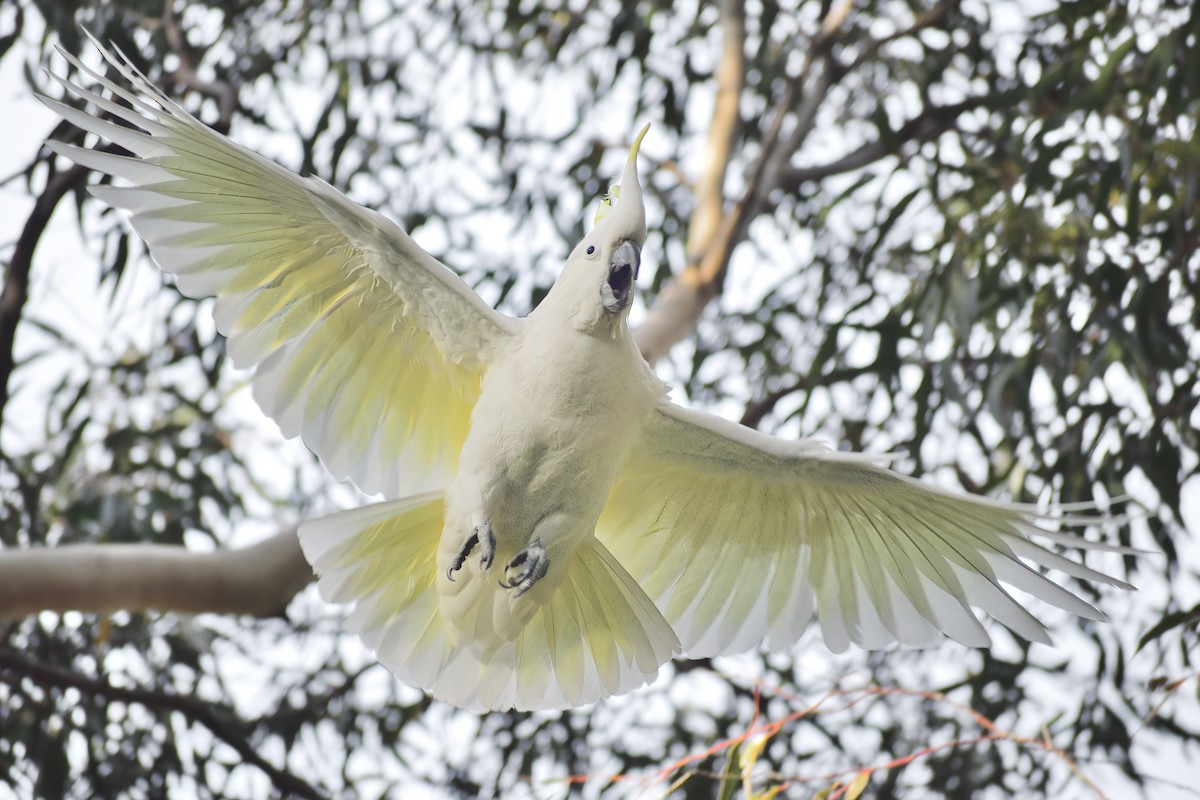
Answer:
xmin=42 ymin=35 xmax=1132 ymax=711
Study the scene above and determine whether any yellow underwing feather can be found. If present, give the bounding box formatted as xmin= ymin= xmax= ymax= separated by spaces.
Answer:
xmin=598 ymin=402 xmax=1133 ymax=658
xmin=41 ymin=33 xmax=517 ymax=496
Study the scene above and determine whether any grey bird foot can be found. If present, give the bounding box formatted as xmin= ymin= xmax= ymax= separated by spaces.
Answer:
xmin=498 ymin=539 xmax=549 ymax=598
xmin=446 ymin=522 xmax=496 ymax=582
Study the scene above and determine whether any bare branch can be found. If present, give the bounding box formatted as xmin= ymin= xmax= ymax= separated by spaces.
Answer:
xmin=0 ymin=530 xmax=311 ymax=620
xmin=739 ymin=366 xmax=871 ymax=430
xmin=743 ymin=0 xmax=858 ymax=221
xmin=850 ymin=0 xmax=962 ymax=71
xmin=684 ymin=0 xmax=744 ymax=267
xmin=636 ymin=0 xmax=745 ymax=365
xmin=0 ymin=648 xmax=325 ymax=800
xmin=637 ymin=0 xmax=860 ymax=366
xmin=0 ymin=162 xmax=89 ymax=445
xmin=779 ymin=95 xmax=1000 ymax=191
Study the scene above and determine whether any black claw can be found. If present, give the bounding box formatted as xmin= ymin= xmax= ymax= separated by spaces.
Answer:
xmin=499 ymin=540 xmax=549 ymax=598
xmin=446 ymin=523 xmax=496 ymax=582
xmin=446 ymin=531 xmax=481 ymax=582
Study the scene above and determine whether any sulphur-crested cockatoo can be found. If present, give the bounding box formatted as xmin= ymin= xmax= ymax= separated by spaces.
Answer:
xmin=42 ymin=35 xmax=1132 ymax=711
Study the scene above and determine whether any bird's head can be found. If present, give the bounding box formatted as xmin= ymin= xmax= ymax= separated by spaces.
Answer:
xmin=541 ymin=125 xmax=648 ymax=332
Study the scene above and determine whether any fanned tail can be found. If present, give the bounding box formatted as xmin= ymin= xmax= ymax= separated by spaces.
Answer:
xmin=299 ymin=497 xmax=679 ymax=710
xmin=299 ymin=494 xmax=451 ymax=687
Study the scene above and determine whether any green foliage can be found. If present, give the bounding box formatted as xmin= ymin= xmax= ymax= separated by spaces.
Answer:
xmin=1 ymin=0 xmax=1197 ymax=797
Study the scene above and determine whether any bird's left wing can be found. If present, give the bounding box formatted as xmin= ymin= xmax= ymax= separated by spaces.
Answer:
xmin=41 ymin=35 xmax=518 ymax=495
xmin=596 ymin=402 xmax=1133 ymax=658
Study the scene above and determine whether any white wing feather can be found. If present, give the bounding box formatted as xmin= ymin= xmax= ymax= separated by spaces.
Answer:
xmin=598 ymin=402 xmax=1133 ymax=657
xmin=41 ymin=34 xmax=517 ymax=495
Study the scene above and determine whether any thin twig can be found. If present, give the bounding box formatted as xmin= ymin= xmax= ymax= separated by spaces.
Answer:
xmin=739 ymin=366 xmax=870 ymax=429
xmin=780 ymin=94 xmax=1001 ymax=191
xmin=0 ymin=161 xmax=90 ymax=448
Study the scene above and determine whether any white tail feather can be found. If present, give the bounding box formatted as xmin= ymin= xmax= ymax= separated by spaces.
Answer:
xmin=299 ymin=497 xmax=678 ymax=711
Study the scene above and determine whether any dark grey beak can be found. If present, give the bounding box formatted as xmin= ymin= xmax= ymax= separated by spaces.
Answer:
xmin=602 ymin=240 xmax=641 ymax=313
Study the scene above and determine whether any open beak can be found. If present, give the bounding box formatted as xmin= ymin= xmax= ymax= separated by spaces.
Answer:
xmin=603 ymin=240 xmax=641 ymax=313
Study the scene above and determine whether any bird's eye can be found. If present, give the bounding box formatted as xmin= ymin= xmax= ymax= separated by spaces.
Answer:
xmin=587 ymin=245 xmax=595 ymax=255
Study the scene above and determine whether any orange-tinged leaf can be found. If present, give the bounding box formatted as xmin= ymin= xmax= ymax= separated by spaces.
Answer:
xmin=750 ymin=783 xmax=787 ymax=800
xmin=845 ymin=771 xmax=871 ymax=800
xmin=739 ymin=734 xmax=769 ymax=774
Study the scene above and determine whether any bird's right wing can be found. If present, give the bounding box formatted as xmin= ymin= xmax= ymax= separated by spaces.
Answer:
xmin=597 ymin=402 xmax=1134 ymax=658
xmin=41 ymin=34 xmax=518 ymax=495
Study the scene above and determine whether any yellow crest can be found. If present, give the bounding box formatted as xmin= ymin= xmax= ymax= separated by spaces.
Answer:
xmin=594 ymin=185 xmax=621 ymax=224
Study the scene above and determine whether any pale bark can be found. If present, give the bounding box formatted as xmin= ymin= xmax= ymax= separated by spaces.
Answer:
xmin=635 ymin=0 xmax=744 ymax=366
xmin=0 ymin=530 xmax=308 ymax=620
xmin=635 ymin=0 xmax=847 ymax=366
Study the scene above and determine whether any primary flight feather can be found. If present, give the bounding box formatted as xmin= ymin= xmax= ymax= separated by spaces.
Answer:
xmin=43 ymin=35 xmax=1133 ymax=711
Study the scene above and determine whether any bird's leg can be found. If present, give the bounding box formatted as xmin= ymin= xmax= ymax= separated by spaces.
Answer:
xmin=476 ymin=521 xmax=496 ymax=570
xmin=498 ymin=539 xmax=549 ymax=598
xmin=446 ymin=520 xmax=496 ymax=582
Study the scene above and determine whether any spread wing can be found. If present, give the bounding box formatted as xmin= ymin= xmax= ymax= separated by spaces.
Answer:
xmin=41 ymin=34 xmax=517 ymax=495
xmin=597 ymin=402 xmax=1133 ymax=657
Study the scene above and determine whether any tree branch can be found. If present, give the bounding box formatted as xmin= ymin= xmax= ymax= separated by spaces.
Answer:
xmin=0 ymin=162 xmax=89 ymax=446
xmin=0 ymin=530 xmax=311 ymax=620
xmin=684 ymin=0 xmax=744 ymax=268
xmin=0 ymin=648 xmax=324 ymax=800
xmin=739 ymin=366 xmax=872 ymax=430
xmin=636 ymin=0 xmax=744 ymax=365
xmin=636 ymin=0 xmax=848 ymax=365
xmin=779 ymin=95 xmax=998 ymax=192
